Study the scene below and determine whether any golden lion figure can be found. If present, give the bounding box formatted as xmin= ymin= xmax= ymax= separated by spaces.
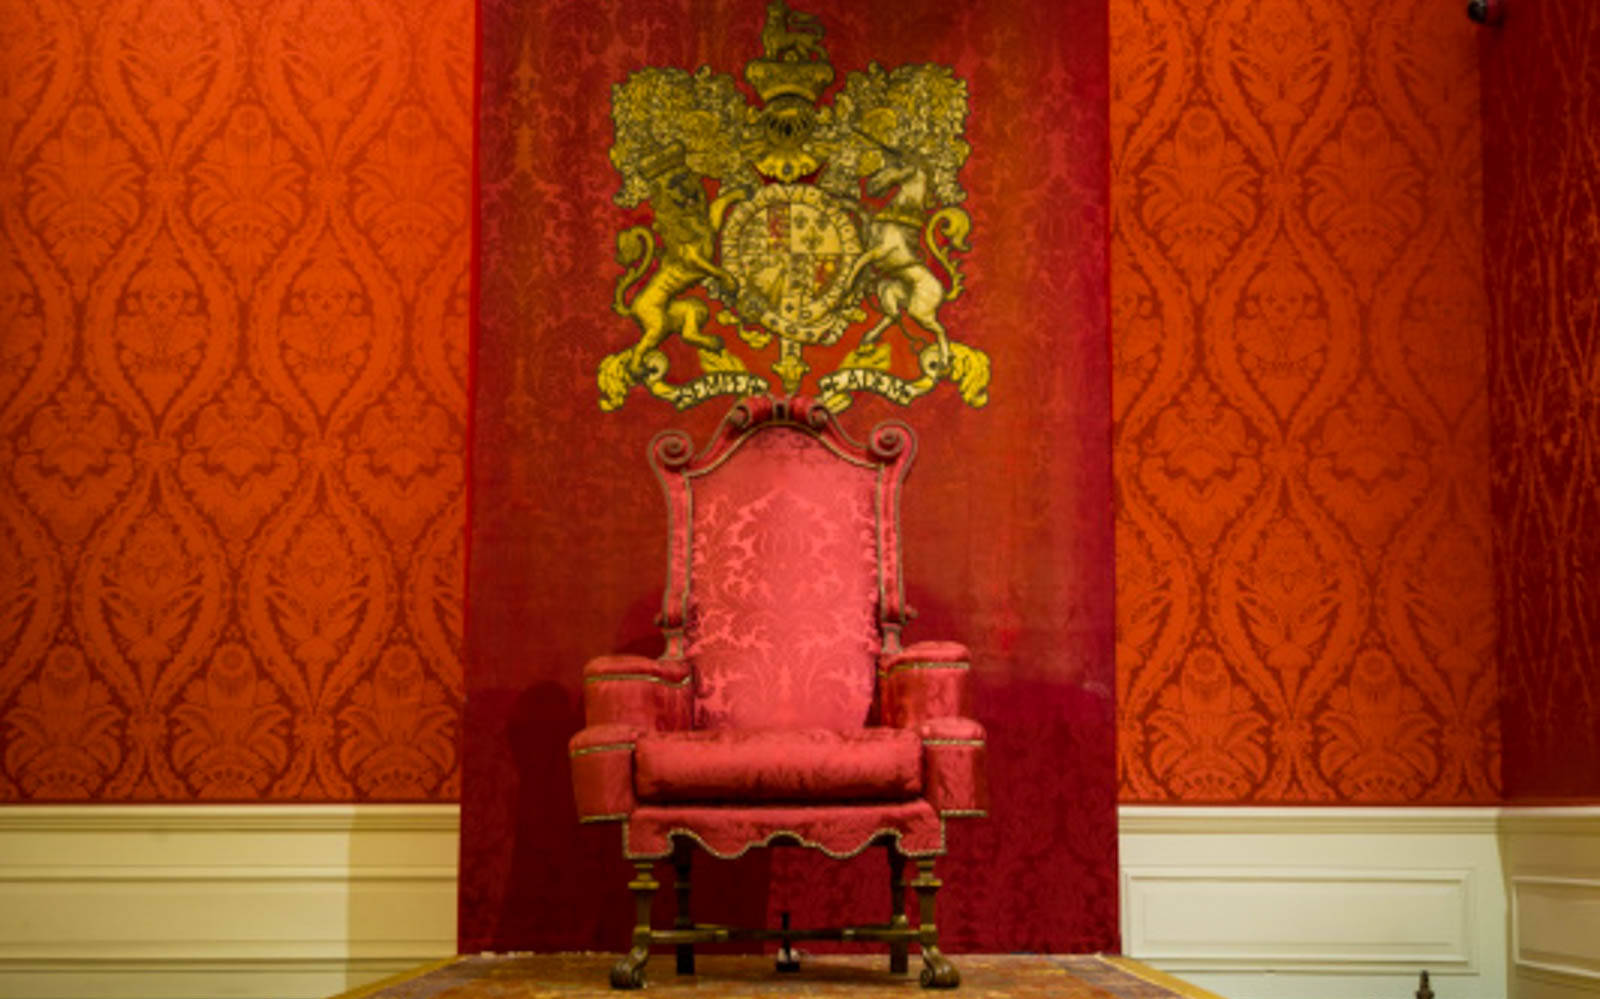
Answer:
xmin=761 ymin=0 xmax=825 ymax=61
xmin=600 ymin=167 xmax=745 ymax=411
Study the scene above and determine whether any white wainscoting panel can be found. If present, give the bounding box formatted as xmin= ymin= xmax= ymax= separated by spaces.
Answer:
xmin=0 ymin=804 xmax=460 ymax=999
xmin=1120 ymin=806 xmax=1507 ymax=999
xmin=1503 ymin=807 xmax=1600 ymax=999
xmin=6 ymin=802 xmax=1590 ymax=999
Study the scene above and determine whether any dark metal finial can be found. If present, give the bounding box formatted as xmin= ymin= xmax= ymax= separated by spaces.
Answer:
xmin=1416 ymin=969 xmax=1435 ymax=999
xmin=1468 ymin=0 xmax=1505 ymax=25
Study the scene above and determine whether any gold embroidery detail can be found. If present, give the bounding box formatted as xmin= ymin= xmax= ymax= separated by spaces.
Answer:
xmin=623 ymin=818 xmax=948 ymax=860
xmin=879 ymin=659 xmax=970 ymax=677
xmin=922 ymin=738 xmax=984 ymax=747
xmin=584 ymin=672 xmax=692 ymax=687
xmin=570 ymin=742 xmax=636 ymax=757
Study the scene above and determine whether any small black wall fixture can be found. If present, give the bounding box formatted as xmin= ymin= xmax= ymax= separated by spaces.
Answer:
xmin=1467 ymin=0 xmax=1505 ymax=25
xmin=1416 ymin=969 xmax=1435 ymax=999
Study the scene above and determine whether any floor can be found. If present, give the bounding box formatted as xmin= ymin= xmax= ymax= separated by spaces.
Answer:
xmin=336 ymin=953 xmax=1226 ymax=999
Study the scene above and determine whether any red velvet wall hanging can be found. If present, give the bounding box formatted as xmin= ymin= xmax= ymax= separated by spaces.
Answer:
xmin=466 ymin=0 xmax=1114 ymax=952
xmin=1483 ymin=0 xmax=1600 ymax=801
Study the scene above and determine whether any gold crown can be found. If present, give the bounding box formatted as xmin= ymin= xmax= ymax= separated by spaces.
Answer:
xmin=744 ymin=57 xmax=834 ymax=104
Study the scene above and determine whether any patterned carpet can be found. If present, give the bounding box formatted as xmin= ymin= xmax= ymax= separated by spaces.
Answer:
xmin=337 ymin=954 xmax=1224 ymax=999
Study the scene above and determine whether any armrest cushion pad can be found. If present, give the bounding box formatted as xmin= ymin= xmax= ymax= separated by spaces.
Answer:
xmin=878 ymin=642 xmax=972 ymax=727
xmin=918 ymin=716 xmax=988 ymax=816
xmin=581 ymin=655 xmax=692 ymax=730
xmin=568 ymin=723 xmax=642 ymax=821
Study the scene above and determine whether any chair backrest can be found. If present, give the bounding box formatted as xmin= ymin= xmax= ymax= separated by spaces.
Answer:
xmin=650 ymin=396 xmax=916 ymax=730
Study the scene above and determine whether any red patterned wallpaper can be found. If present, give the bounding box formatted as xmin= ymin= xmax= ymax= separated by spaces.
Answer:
xmin=1 ymin=0 xmax=1519 ymax=811
xmin=1110 ymin=0 xmax=1500 ymax=803
xmin=1483 ymin=1 xmax=1600 ymax=801
xmin=0 ymin=0 xmax=470 ymax=801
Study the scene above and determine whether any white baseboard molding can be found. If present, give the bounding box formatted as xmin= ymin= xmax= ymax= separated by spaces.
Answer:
xmin=1503 ymin=807 xmax=1600 ymax=999
xmin=0 ymin=804 xmax=460 ymax=999
xmin=1120 ymin=806 xmax=1508 ymax=999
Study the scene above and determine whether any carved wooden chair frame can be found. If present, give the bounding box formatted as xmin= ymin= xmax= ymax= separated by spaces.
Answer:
xmin=569 ymin=396 xmax=983 ymax=989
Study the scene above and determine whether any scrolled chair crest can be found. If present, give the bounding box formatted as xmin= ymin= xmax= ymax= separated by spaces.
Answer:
xmin=726 ymin=396 xmax=760 ymax=429
xmin=649 ymin=429 xmax=695 ymax=470
xmin=725 ymin=393 xmax=835 ymax=433
xmin=868 ymin=421 xmax=914 ymax=462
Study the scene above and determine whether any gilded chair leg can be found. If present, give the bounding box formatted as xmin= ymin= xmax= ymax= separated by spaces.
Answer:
xmin=912 ymin=859 xmax=959 ymax=988
xmin=888 ymin=845 xmax=909 ymax=974
xmin=610 ymin=861 xmax=657 ymax=989
xmin=673 ymin=842 xmax=695 ymax=975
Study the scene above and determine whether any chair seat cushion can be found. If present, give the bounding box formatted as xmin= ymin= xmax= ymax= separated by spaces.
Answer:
xmin=634 ymin=728 xmax=923 ymax=803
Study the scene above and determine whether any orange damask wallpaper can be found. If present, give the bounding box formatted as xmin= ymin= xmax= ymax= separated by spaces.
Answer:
xmin=1110 ymin=0 xmax=1499 ymax=802
xmin=3 ymin=0 xmax=1503 ymax=807
xmin=0 ymin=0 xmax=470 ymax=800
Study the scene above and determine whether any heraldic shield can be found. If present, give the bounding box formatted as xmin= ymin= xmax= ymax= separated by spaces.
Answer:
xmin=598 ymin=0 xmax=992 ymax=416
xmin=567 ymin=396 xmax=988 ymax=988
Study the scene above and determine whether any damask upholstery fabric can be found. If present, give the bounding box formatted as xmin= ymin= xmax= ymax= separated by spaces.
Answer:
xmin=877 ymin=642 xmax=972 ymax=728
xmin=687 ymin=430 xmax=881 ymax=731
xmin=916 ymin=716 xmax=988 ymax=815
xmin=581 ymin=655 xmax=693 ymax=731
xmin=634 ymin=727 xmax=923 ymax=803
xmin=569 ymin=723 xmax=641 ymax=820
xmin=567 ymin=411 xmax=977 ymax=854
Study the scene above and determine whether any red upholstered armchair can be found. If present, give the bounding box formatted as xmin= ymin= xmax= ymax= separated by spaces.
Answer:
xmin=568 ymin=395 xmax=986 ymax=989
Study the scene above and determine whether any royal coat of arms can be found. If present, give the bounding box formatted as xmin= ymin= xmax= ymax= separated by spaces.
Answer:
xmin=597 ymin=1 xmax=990 ymax=412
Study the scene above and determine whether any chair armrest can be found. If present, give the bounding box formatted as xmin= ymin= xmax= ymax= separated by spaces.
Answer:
xmin=569 ymin=723 xmax=641 ymax=822
xmin=581 ymin=654 xmax=693 ymax=731
xmin=877 ymin=641 xmax=971 ymax=728
xmin=917 ymin=716 xmax=989 ymax=817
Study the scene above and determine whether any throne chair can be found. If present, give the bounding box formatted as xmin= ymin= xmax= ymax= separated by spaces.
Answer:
xmin=567 ymin=395 xmax=988 ymax=989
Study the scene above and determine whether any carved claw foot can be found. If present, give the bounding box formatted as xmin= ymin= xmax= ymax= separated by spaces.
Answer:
xmin=610 ymin=946 xmax=649 ymax=989
xmin=919 ymin=947 xmax=960 ymax=989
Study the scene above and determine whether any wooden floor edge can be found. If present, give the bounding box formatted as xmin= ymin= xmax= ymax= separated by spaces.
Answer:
xmin=323 ymin=956 xmax=462 ymax=999
xmin=1097 ymin=955 xmax=1230 ymax=999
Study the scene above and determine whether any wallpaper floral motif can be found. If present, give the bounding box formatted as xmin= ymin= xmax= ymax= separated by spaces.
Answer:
xmin=1484 ymin=0 xmax=1600 ymax=801
xmin=0 ymin=0 xmax=470 ymax=801
xmin=1110 ymin=0 xmax=1499 ymax=803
